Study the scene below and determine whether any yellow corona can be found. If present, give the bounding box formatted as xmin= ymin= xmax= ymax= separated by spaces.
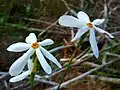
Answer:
xmin=87 ymin=22 xmax=93 ymax=28
xmin=31 ymin=42 xmax=39 ymax=49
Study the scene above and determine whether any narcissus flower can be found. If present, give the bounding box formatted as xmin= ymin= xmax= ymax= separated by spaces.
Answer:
xmin=59 ymin=11 xmax=114 ymax=58
xmin=7 ymin=33 xmax=62 ymax=75
xmin=10 ymin=59 xmax=33 ymax=82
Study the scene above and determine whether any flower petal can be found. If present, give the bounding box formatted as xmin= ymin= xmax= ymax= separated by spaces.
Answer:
xmin=40 ymin=46 xmax=62 ymax=68
xmin=27 ymin=59 xmax=34 ymax=71
xmin=59 ymin=15 xmax=83 ymax=28
xmin=94 ymin=26 xmax=114 ymax=38
xmin=89 ymin=29 xmax=99 ymax=58
xmin=39 ymin=39 xmax=54 ymax=46
xmin=25 ymin=33 xmax=37 ymax=44
xmin=24 ymin=48 xmax=35 ymax=58
xmin=36 ymin=48 xmax=52 ymax=74
xmin=10 ymin=70 xmax=31 ymax=82
xmin=92 ymin=19 xmax=105 ymax=25
xmin=77 ymin=11 xmax=90 ymax=23
xmin=71 ymin=26 xmax=89 ymax=42
xmin=9 ymin=48 xmax=34 ymax=76
xmin=7 ymin=42 xmax=30 ymax=52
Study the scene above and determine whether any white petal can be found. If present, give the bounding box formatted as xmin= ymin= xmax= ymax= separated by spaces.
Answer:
xmin=9 ymin=48 xmax=34 ymax=76
xmin=36 ymin=48 xmax=52 ymax=74
xmin=40 ymin=46 xmax=62 ymax=68
xmin=7 ymin=42 xmax=30 ymax=52
xmin=59 ymin=15 xmax=83 ymax=28
xmin=10 ymin=70 xmax=31 ymax=82
xmin=77 ymin=11 xmax=90 ymax=23
xmin=9 ymin=56 xmax=27 ymax=76
xmin=71 ymin=26 xmax=89 ymax=42
xmin=24 ymin=48 xmax=35 ymax=58
xmin=94 ymin=26 xmax=114 ymax=38
xmin=25 ymin=33 xmax=37 ymax=44
xmin=92 ymin=19 xmax=105 ymax=25
xmin=39 ymin=39 xmax=54 ymax=46
xmin=89 ymin=29 xmax=99 ymax=58
xmin=27 ymin=59 xmax=34 ymax=71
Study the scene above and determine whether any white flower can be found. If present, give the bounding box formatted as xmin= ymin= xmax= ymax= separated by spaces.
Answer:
xmin=7 ymin=33 xmax=62 ymax=75
xmin=10 ymin=59 xmax=33 ymax=82
xmin=59 ymin=11 xmax=114 ymax=58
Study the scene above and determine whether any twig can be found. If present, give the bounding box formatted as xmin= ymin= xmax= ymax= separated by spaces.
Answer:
xmin=108 ymin=0 xmax=114 ymax=7
xmin=11 ymin=83 xmax=29 ymax=90
xmin=106 ymin=52 xmax=120 ymax=58
xmin=4 ymin=23 xmax=70 ymax=35
xmin=38 ymin=20 xmax=58 ymax=37
xmin=80 ymin=0 xmax=84 ymax=9
xmin=108 ymin=5 xmax=119 ymax=16
xmin=23 ymin=17 xmax=60 ymax=28
xmin=100 ymin=43 xmax=120 ymax=53
xmin=49 ymin=45 xmax=73 ymax=53
xmin=5 ymin=23 xmax=43 ymax=32
xmin=49 ymin=58 xmax=120 ymax=90
xmin=88 ymin=75 xmax=120 ymax=84
xmin=82 ymin=53 xmax=120 ymax=73
xmin=103 ymin=0 xmax=108 ymax=30
xmin=82 ymin=62 xmax=120 ymax=74
xmin=38 ymin=11 xmax=69 ymax=37
xmin=71 ymin=28 xmax=75 ymax=39
xmin=3 ymin=80 xmax=10 ymax=90
xmin=82 ymin=62 xmax=99 ymax=67
xmin=75 ymin=47 xmax=91 ymax=59
xmin=34 ymin=78 xmax=58 ymax=86
xmin=0 ymin=72 xmax=8 ymax=75
xmin=61 ymin=0 xmax=77 ymax=16
xmin=102 ymin=54 xmax=107 ymax=64
xmin=0 ymin=73 xmax=9 ymax=81
xmin=34 ymin=75 xmax=58 ymax=86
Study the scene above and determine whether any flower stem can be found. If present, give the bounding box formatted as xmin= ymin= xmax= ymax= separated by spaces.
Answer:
xmin=57 ymin=48 xmax=78 ymax=90
xmin=30 ymin=72 xmax=35 ymax=90
xmin=30 ymin=57 xmax=37 ymax=90
xmin=57 ymin=32 xmax=88 ymax=90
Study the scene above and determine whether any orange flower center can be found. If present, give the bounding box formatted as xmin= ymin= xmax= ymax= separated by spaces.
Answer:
xmin=31 ymin=42 xmax=39 ymax=49
xmin=87 ymin=22 xmax=93 ymax=28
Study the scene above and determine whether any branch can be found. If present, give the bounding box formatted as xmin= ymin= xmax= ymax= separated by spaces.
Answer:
xmin=0 ymin=72 xmax=8 ymax=75
xmin=82 ymin=62 xmax=120 ymax=74
xmin=38 ymin=20 xmax=58 ymax=37
xmin=34 ymin=78 xmax=58 ymax=86
xmin=49 ymin=45 xmax=73 ymax=53
xmin=61 ymin=0 xmax=77 ymax=16
xmin=88 ymin=75 xmax=120 ymax=84
xmin=23 ymin=17 xmax=60 ymax=28
xmin=3 ymin=80 xmax=10 ymax=90
xmin=4 ymin=23 xmax=69 ymax=35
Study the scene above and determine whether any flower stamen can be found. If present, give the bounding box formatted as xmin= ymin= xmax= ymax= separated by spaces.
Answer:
xmin=32 ymin=42 xmax=39 ymax=49
xmin=87 ymin=22 xmax=93 ymax=28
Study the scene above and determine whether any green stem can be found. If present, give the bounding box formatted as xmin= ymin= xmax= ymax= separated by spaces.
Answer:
xmin=57 ymin=32 xmax=88 ymax=90
xmin=30 ymin=72 xmax=35 ymax=90
xmin=30 ymin=56 xmax=37 ymax=90
xmin=57 ymin=48 xmax=78 ymax=90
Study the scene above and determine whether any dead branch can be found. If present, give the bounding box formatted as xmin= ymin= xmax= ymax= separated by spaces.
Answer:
xmin=0 ymin=74 xmax=9 ymax=81
xmin=3 ymin=80 xmax=10 ymax=90
xmin=88 ymin=75 xmax=120 ymax=84
xmin=49 ymin=45 xmax=73 ymax=53
xmin=61 ymin=0 xmax=77 ymax=16
xmin=38 ymin=20 xmax=58 ymax=37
